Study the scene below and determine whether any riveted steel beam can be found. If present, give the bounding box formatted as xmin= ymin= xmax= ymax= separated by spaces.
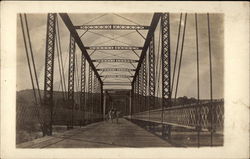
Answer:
xmin=43 ymin=13 xmax=56 ymax=136
xmin=161 ymin=13 xmax=171 ymax=108
xmin=93 ymin=59 xmax=138 ymax=63
xmin=44 ymin=13 xmax=56 ymax=105
xmin=85 ymin=46 xmax=142 ymax=50
xmin=97 ymin=68 xmax=136 ymax=72
xmin=101 ymin=75 xmax=133 ymax=78
xmin=80 ymin=56 xmax=86 ymax=111
xmin=148 ymin=34 xmax=155 ymax=110
xmin=67 ymin=34 xmax=76 ymax=103
xmin=132 ymin=13 xmax=161 ymax=84
xmin=59 ymin=13 xmax=102 ymax=84
xmin=75 ymin=24 xmax=150 ymax=30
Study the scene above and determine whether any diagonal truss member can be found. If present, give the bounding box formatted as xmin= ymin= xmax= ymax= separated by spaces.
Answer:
xmin=75 ymin=24 xmax=149 ymax=30
xmin=132 ymin=13 xmax=161 ymax=83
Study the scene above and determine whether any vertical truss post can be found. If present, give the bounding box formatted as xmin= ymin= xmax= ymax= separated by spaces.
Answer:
xmin=130 ymin=84 xmax=133 ymax=118
xmin=148 ymin=35 xmax=155 ymax=120
xmin=43 ymin=13 xmax=56 ymax=136
xmin=93 ymin=75 xmax=98 ymax=121
xmin=103 ymin=89 xmax=106 ymax=120
xmin=132 ymin=80 xmax=135 ymax=116
xmin=142 ymin=58 xmax=147 ymax=112
xmin=135 ymin=76 xmax=139 ymax=114
xmin=161 ymin=13 xmax=171 ymax=138
xmin=138 ymin=68 xmax=143 ymax=113
xmin=161 ymin=13 xmax=171 ymax=109
xmin=88 ymin=67 xmax=93 ymax=122
xmin=100 ymin=83 xmax=104 ymax=120
xmin=67 ymin=34 xmax=76 ymax=129
xmin=80 ymin=55 xmax=86 ymax=125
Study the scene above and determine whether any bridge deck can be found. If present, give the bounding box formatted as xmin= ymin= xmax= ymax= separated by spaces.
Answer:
xmin=17 ymin=118 xmax=172 ymax=148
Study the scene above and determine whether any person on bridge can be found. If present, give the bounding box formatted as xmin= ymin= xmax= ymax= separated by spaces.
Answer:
xmin=109 ymin=108 xmax=114 ymax=123
xmin=114 ymin=108 xmax=120 ymax=124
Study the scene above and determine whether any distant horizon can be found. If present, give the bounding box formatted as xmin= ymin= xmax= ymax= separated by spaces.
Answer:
xmin=17 ymin=88 xmax=224 ymax=100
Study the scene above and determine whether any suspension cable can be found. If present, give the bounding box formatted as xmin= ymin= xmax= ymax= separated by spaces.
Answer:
xmin=207 ymin=13 xmax=213 ymax=146
xmin=171 ymin=13 xmax=183 ymax=97
xmin=24 ymin=14 xmax=42 ymax=104
xmin=55 ymin=16 xmax=66 ymax=100
xmin=20 ymin=14 xmax=43 ymax=127
xmin=20 ymin=14 xmax=38 ymax=104
xmin=195 ymin=13 xmax=201 ymax=147
xmin=174 ymin=13 xmax=188 ymax=101
xmin=56 ymin=16 xmax=67 ymax=99
xmin=195 ymin=14 xmax=201 ymax=102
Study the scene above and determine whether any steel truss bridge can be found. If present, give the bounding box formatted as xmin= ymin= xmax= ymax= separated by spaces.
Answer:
xmin=17 ymin=13 xmax=224 ymax=147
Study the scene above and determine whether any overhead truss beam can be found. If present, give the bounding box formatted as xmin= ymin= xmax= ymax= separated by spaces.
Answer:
xmin=93 ymin=59 xmax=138 ymax=63
xmin=59 ymin=13 xmax=102 ymax=84
xmin=101 ymin=75 xmax=133 ymax=78
xmin=85 ymin=46 xmax=142 ymax=50
xmin=75 ymin=24 xmax=150 ymax=30
xmin=97 ymin=68 xmax=135 ymax=71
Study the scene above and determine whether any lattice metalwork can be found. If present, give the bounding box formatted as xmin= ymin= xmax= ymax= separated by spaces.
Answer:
xmin=93 ymin=75 xmax=98 ymax=114
xmin=133 ymin=100 xmax=224 ymax=132
xmin=134 ymin=76 xmax=139 ymax=114
xmin=75 ymin=24 xmax=149 ymax=30
xmin=88 ymin=67 xmax=93 ymax=120
xmin=44 ymin=13 xmax=56 ymax=104
xmin=80 ymin=57 xmax=86 ymax=111
xmin=85 ymin=46 xmax=142 ymax=50
xmin=148 ymin=35 xmax=155 ymax=110
xmin=161 ymin=13 xmax=171 ymax=108
xmin=93 ymin=59 xmax=138 ymax=63
xmin=138 ymin=66 xmax=143 ymax=113
xmin=142 ymin=58 xmax=147 ymax=112
xmin=68 ymin=34 xmax=76 ymax=103
xmin=163 ymin=100 xmax=224 ymax=131
xmin=100 ymin=83 xmax=103 ymax=116
xmin=97 ymin=68 xmax=135 ymax=72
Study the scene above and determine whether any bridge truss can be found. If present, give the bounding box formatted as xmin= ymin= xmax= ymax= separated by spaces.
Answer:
xmin=18 ymin=12 xmax=224 ymax=147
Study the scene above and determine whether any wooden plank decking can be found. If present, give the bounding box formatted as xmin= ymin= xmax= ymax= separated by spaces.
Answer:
xmin=17 ymin=118 xmax=172 ymax=148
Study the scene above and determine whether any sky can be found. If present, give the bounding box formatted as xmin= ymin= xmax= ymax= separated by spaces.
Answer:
xmin=16 ymin=13 xmax=224 ymax=99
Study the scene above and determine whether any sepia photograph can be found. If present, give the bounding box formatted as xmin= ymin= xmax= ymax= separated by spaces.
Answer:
xmin=1 ymin=1 xmax=249 ymax=159
xmin=16 ymin=13 xmax=224 ymax=148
